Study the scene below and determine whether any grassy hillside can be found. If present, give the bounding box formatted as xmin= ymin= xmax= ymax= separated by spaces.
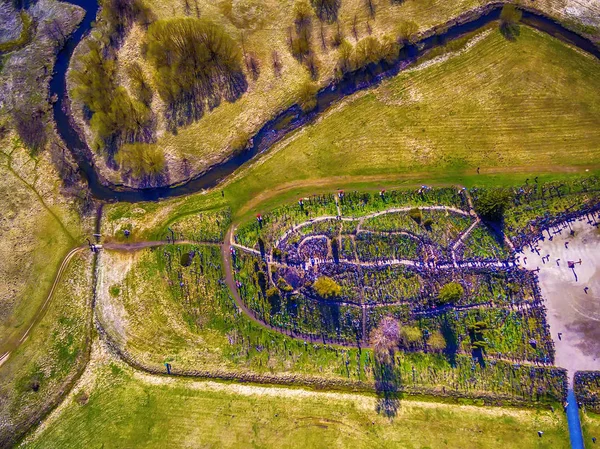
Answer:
xmin=21 ymin=359 xmax=570 ymax=449
xmin=223 ymin=26 xmax=600 ymax=206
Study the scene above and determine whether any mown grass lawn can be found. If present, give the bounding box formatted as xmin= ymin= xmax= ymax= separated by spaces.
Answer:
xmin=223 ymin=25 xmax=600 ymax=210
xmin=22 ymin=362 xmax=570 ymax=449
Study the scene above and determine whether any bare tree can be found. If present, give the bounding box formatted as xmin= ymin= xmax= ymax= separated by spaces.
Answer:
xmin=366 ymin=0 xmax=376 ymax=18
xmin=271 ymin=50 xmax=282 ymax=76
xmin=246 ymin=53 xmax=260 ymax=80
xmin=352 ymin=14 xmax=359 ymax=41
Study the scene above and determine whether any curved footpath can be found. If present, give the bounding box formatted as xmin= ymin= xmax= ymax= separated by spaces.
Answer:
xmin=0 ymin=246 xmax=86 ymax=367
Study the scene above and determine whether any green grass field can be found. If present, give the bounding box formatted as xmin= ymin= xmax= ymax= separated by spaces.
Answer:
xmin=0 ymin=252 xmax=93 ymax=447
xmin=582 ymin=412 xmax=600 ymax=447
xmin=223 ymin=26 xmax=600 ymax=208
xmin=0 ymin=133 xmax=85 ymax=356
xmin=103 ymin=0 xmax=600 ymax=185
xmin=21 ymin=359 xmax=570 ymax=449
xmin=110 ymin=0 xmax=486 ymax=181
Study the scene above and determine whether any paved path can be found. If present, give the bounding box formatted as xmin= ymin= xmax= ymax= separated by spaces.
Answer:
xmin=566 ymin=389 xmax=585 ymax=449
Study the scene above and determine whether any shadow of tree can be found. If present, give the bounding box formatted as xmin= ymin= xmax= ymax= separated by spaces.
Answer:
xmin=500 ymin=22 xmax=520 ymax=41
xmin=373 ymin=350 xmax=402 ymax=418
xmin=441 ymin=313 xmax=458 ymax=367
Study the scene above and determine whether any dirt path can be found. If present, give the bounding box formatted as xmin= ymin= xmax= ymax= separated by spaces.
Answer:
xmin=0 ymin=245 xmax=86 ymax=367
xmin=103 ymin=240 xmax=218 ymax=251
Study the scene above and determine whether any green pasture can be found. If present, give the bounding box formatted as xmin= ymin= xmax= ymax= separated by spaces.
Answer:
xmin=21 ymin=361 xmax=570 ymax=449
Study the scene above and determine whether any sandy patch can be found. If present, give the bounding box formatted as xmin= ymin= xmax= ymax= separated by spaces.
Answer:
xmin=518 ymin=219 xmax=600 ymax=381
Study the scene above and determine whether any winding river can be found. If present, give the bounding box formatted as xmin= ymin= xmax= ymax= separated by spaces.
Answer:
xmin=51 ymin=2 xmax=600 ymax=203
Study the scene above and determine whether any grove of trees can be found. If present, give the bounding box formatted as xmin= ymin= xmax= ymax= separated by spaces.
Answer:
xmin=146 ymin=17 xmax=247 ymax=129
xmin=72 ymin=41 xmax=152 ymax=154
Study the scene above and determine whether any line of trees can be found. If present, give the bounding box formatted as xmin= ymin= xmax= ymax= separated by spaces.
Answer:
xmin=336 ymin=33 xmax=400 ymax=77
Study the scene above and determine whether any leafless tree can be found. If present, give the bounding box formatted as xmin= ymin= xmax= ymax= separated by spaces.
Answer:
xmin=352 ymin=14 xmax=359 ymax=41
xmin=271 ymin=50 xmax=282 ymax=76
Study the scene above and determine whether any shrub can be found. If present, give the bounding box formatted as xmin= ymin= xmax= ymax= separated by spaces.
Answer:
xmin=428 ymin=331 xmax=446 ymax=352
xmin=231 ymin=132 xmax=251 ymax=155
xmin=500 ymin=4 xmax=522 ymax=40
xmin=277 ymin=277 xmax=293 ymax=292
xmin=400 ymin=325 xmax=422 ymax=345
xmin=409 ymin=208 xmax=422 ymax=224
xmin=298 ymin=81 xmax=318 ymax=112
xmin=313 ymin=276 xmax=341 ymax=298
xmin=472 ymin=340 xmax=487 ymax=350
xmin=396 ymin=21 xmax=418 ymax=44
xmin=117 ymin=143 xmax=165 ymax=178
xmin=437 ymin=282 xmax=464 ymax=305
xmin=474 ymin=188 xmax=514 ymax=222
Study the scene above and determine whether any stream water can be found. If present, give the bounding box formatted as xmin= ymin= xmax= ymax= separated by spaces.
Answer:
xmin=50 ymin=2 xmax=600 ymax=203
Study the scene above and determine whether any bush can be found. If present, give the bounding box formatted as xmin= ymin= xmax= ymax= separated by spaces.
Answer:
xmin=409 ymin=208 xmax=422 ymax=224
xmin=277 ymin=277 xmax=293 ymax=292
xmin=437 ymin=282 xmax=464 ymax=305
xmin=396 ymin=21 xmax=418 ymax=44
xmin=400 ymin=325 xmax=422 ymax=345
xmin=500 ymin=4 xmax=522 ymax=40
xmin=298 ymin=81 xmax=318 ymax=112
xmin=313 ymin=276 xmax=341 ymax=298
xmin=474 ymin=188 xmax=513 ymax=222
xmin=428 ymin=331 xmax=446 ymax=352
xmin=117 ymin=143 xmax=165 ymax=178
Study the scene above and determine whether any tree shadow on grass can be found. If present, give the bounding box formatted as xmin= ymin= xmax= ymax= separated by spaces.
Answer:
xmin=500 ymin=22 xmax=520 ymax=41
xmin=373 ymin=351 xmax=403 ymax=418
xmin=441 ymin=313 xmax=459 ymax=367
